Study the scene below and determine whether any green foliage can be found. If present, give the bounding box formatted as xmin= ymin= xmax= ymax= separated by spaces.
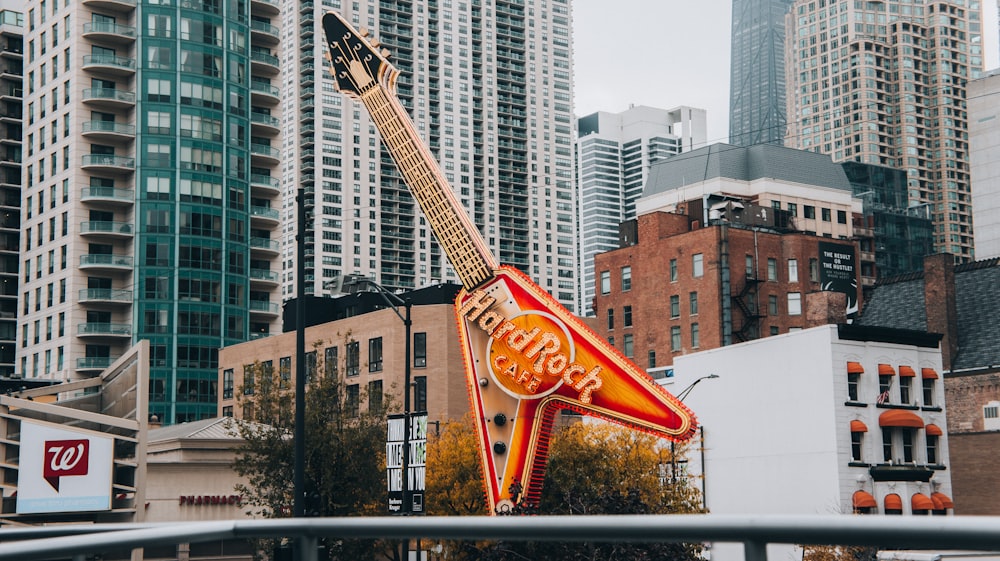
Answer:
xmin=230 ymin=337 xmax=396 ymax=560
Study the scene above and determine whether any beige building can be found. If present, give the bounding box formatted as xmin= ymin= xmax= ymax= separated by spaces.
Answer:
xmin=218 ymin=286 xmax=470 ymax=425
xmin=784 ymin=0 xmax=983 ymax=259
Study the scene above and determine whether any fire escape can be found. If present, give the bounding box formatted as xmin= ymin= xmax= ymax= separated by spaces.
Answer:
xmin=731 ymin=271 xmax=763 ymax=343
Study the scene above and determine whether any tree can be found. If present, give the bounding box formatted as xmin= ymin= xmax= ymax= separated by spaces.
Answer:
xmin=424 ymin=418 xmax=705 ymax=561
xmin=231 ymin=337 xmax=395 ymax=560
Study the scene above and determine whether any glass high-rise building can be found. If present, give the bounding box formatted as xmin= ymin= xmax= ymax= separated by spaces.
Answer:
xmin=729 ymin=0 xmax=794 ymax=146
xmin=292 ymin=0 xmax=578 ymax=311
xmin=785 ymin=0 xmax=984 ymax=259
xmin=20 ymin=0 xmax=283 ymax=423
xmin=0 ymin=5 xmax=22 ymax=378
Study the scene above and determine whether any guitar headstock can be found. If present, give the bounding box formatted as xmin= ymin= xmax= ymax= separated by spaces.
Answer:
xmin=322 ymin=11 xmax=398 ymax=97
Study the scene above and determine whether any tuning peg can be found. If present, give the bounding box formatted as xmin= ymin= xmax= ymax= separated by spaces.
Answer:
xmin=359 ymin=27 xmax=370 ymax=37
xmin=370 ymin=40 xmax=381 ymax=48
xmin=382 ymin=48 xmax=391 ymax=58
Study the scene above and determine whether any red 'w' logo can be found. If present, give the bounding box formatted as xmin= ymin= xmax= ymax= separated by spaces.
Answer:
xmin=43 ymin=439 xmax=89 ymax=491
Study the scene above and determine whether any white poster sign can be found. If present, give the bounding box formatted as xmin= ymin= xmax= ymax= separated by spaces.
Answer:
xmin=16 ymin=421 xmax=114 ymax=514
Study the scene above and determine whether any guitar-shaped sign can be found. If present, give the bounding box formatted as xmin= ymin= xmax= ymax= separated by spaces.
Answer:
xmin=322 ymin=11 xmax=697 ymax=513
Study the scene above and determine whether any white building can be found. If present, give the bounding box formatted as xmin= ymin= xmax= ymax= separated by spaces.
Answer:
xmin=970 ymin=70 xmax=1000 ymax=260
xmin=575 ymin=105 xmax=706 ymax=315
xmin=666 ymin=324 xmax=953 ymax=561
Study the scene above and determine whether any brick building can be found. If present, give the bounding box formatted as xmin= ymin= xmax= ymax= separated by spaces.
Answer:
xmin=857 ymin=256 xmax=1000 ymax=514
xmin=592 ymin=211 xmax=861 ymax=372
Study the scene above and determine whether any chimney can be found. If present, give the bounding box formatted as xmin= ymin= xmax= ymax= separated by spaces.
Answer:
xmin=805 ymin=290 xmax=847 ymax=328
xmin=923 ymin=254 xmax=958 ymax=370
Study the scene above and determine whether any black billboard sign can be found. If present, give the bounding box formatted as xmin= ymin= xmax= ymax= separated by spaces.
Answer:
xmin=819 ymin=242 xmax=858 ymax=317
xmin=387 ymin=413 xmax=427 ymax=514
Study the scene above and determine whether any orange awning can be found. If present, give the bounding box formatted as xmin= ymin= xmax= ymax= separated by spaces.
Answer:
xmin=922 ymin=368 xmax=939 ymax=379
xmin=925 ymin=423 xmax=943 ymax=436
xmin=878 ymin=364 xmax=895 ymax=375
xmin=899 ymin=365 xmax=916 ymax=377
xmin=850 ymin=420 xmax=868 ymax=433
xmin=847 ymin=362 xmax=865 ymax=374
xmin=931 ymin=492 xmax=954 ymax=509
xmin=884 ymin=493 xmax=902 ymax=511
xmin=853 ymin=490 xmax=877 ymax=509
xmin=912 ymin=493 xmax=935 ymax=511
xmin=879 ymin=409 xmax=924 ymax=428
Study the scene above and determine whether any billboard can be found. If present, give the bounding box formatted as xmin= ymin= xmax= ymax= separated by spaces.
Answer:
xmin=819 ymin=241 xmax=859 ymax=317
xmin=386 ymin=413 xmax=427 ymax=514
xmin=16 ymin=421 xmax=114 ymax=514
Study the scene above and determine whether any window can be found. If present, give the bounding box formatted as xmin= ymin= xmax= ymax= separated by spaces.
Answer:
xmin=648 ymin=350 xmax=656 ymax=369
xmin=768 ymin=294 xmax=778 ymax=315
xmin=788 ymin=259 xmax=798 ymax=283
xmin=324 ymin=346 xmax=338 ymax=378
xmin=368 ymin=380 xmax=383 ymax=413
xmin=607 ymin=308 xmax=615 ymax=330
xmin=223 ymin=369 xmax=234 ymax=399
xmin=922 ymin=378 xmax=934 ymax=406
xmin=414 ymin=376 xmax=427 ymax=412
xmin=222 ymin=406 xmax=233 ymax=417
xmin=623 ymin=306 xmax=632 ymax=328
xmin=623 ymin=334 xmax=633 ymax=358
xmin=787 ymin=293 xmax=802 ymax=315
xmin=305 ymin=351 xmax=317 ymax=383
xmin=767 ymin=258 xmax=777 ymax=281
xmin=899 ymin=376 xmax=912 ymax=405
xmin=822 ymin=208 xmax=832 ymax=222
xmin=670 ymin=295 xmax=680 ymax=318
xmin=804 ymin=205 xmax=816 ymax=219
xmin=243 ymin=364 xmax=255 ymax=395
xmin=279 ymin=356 xmax=291 ymax=389
xmin=689 ymin=292 xmax=698 ymax=315
xmin=787 ymin=202 xmax=798 ymax=216
xmin=837 ymin=210 xmax=848 ymax=224
xmin=621 ymin=266 xmax=631 ymax=291
xmin=926 ymin=434 xmax=939 ymax=464
xmin=670 ymin=259 xmax=677 ymax=282
xmin=413 ymin=332 xmax=427 ymax=367
xmin=345 ymin=384 xmax=359 ymax=417
xmin=809 ymin=258 xmax=819 ymax=282
xmin=902 ymin=430 xmax=914 ymax=463
xmin=879 ymin=375 xmax=892 ymax=403
xmin=369 ymin=337 xmax=383 ymax=372
xmin=670 ymin=326 xmax=681 ymax=351
xmin=770 ymin=326 xmax=779 ymax=336
xmin=851 ymin=431 xmax=863 ymax=462
xmin=882 ymin=427 xmax=893 ymax=462
xmin=600 ymin=270 xmax=610 ymax=294
xmin=692 ymin=254 xmax=703 ymax=278
xmin=691 ymin=323 xmax=699 ymax=348
xmin=346 ymin=341 xmax=360 ymax=376
xmin=848 ymin=372 xmax=860 ymax=401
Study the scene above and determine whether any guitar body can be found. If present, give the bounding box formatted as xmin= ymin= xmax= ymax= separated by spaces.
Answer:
xmin=456 ymin=266 xmax=695 ymax=511
xmin=321 ymin=10 xmax=697 ymax=515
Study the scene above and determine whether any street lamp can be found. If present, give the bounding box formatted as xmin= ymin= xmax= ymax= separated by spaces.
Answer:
xmin=670 ymin=374 xmax=719 ymax=486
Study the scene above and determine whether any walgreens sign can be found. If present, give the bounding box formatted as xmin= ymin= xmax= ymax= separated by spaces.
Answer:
xmin=17 ymin=421 xmax=114 ymax=514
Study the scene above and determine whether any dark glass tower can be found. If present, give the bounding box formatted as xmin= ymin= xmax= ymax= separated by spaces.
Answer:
xmin=728 ymin=0 xmax=793 ymax=146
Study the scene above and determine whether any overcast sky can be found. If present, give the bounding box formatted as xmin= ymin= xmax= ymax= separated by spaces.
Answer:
xmin=573 ymin=1 xmax=1000 ymax=145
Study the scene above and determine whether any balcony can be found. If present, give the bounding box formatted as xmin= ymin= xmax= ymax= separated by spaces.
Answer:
xmin=80 ymin=220 xmax=134 ymax=239
xmin=250 ymin=143 xmax=280 ymax=164
xmin=251 ymin=82 xmax=280 ymax=105
xmin=82 ymin=0 xmax=136 ymax=12
xmin=0 ymin=86 xmax=20 ymax=102
xmin=81 ymin=154 xmax=135 ymax=173
xmin=80 ymin=254 xmax=133 ymax=273
xmin=76 ymin=356 xmax=120 ymax=372
xmin=81 ymin=185 xmax=135 ymax=207
xmin=82 ymin=120 xmax=136 ymax=142
xmin=250 ymin=21 xmax=280 ymax=45
xmin=82 ymin=21 xmax=136 ymax=44
xmin=79 ymin=288 xmax=133 ymax=306
xmin=250 ymin=173 xmax=280 ymax=197
xmin=250 ymin=205 xmax=280 ymax=227
xmin=251 ymin=112 xmax=280 ymax=135
xmin=82 ymin=54 xmax=136 ymax=76
xmin=250 ymin=51 xmax=280 ymax=75
xmin=248 ymin=300 xmax=280 ymax=317
xmin=77 ymin=322 xmax=132 ymax=338
xmin=251 ymin=0 xmax=281 ymax=15
xmin=82 ymin=87 xmax=136 ymax=109
xmin=250 ymin=237 xmax=281 ymax=256
xmin=249 ymin=268 xmax=279 ymax=287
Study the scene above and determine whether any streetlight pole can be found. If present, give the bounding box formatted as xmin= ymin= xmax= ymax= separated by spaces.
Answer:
xmin=294 ymin=188 xmax=307 ymax=519
xmin=671 ymin=374 xmax=718 ymax=484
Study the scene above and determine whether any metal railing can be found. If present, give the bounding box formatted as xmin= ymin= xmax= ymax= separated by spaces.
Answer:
xmin=2 ymin=515 xmax=1000 ymax=561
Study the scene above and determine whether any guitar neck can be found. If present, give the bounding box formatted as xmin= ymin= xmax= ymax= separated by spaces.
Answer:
xmin=358 ymin=83 xmax=498 ymax=290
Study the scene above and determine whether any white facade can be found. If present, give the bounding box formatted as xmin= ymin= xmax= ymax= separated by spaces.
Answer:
xmin=575 ymin=105 xmax=707 ymax=316
xmin=667 ymin=325 xmax=952 ymax=561
xmin=970 ymin=71 xmax=1000 ymax=260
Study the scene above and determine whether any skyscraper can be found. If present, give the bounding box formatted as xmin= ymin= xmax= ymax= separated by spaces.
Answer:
xmin=0 ymin=5 xmax=22 ymax=378
xmin=294 ymin=0 xmax=578 ymax=311
xmin=729 ymin=0 xmax=794 ymax=146
xmin=20 ymin=0 xmax=283 ymax=423
xmin=575 ymin=105 xmax=706 ymax=316
xmin=785 ymin=0 xmax=984 ymax=259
